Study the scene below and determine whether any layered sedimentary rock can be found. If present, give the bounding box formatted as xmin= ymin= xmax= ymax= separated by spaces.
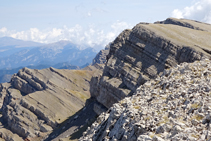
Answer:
xmin=91 ymin=18 xmax=211 ymax=112
xmin=80 ymin=58 xmax=211 ymax=141
xmin=156 ymin=18 xmax=211 ymax=33
xmin=92 ymin=43 xmax=110 ymax=65
xmin=0 ymin=66 xmax=101 ymax=140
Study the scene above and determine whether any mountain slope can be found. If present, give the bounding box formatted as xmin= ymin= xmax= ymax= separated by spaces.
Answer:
xmin=0 ymin=65 xmax=102 ymax=140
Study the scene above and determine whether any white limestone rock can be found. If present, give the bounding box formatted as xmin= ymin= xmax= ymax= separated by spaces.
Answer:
xmin=80 ymin=58 xmax=211 ymax=141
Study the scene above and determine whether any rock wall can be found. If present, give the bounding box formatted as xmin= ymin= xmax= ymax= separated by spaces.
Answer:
xmin=80 ymin=58 xmax=211 ymax=141
xmin=90 ymin=18 xmax=211 ymax=112
xmin=0 ymin=66 xmax=101 ymax=140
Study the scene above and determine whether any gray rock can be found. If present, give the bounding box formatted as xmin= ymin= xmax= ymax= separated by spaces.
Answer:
xmin=156 ymin=125 xmax=165 ymax=134
xmin=80 ymin=57 xmax=211 ymax=141
xmin=152 ymin=136 xmax=165 ymax=141
xmin=92 ymin=43 xmax=110 ymax=65
xmin=171 ymin=125 xmax=182 ymax=137
xmin=137 ymin=135 xmax=152 ymax=141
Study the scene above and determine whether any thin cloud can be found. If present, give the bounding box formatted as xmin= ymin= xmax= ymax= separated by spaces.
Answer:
xmin=0 ymin=27 xmax=7 ymax=33
xmin=172 ymin=0 xmax=211 ymax=23
xmin=0 ymin=21 xmax=131 ymax=51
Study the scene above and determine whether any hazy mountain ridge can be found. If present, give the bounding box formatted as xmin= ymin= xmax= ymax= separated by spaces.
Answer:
xmin=0 ymin=40 xmax=97 ymax=69
xmin=0 ymin=37 xmax=44 ymax=58
xmin=0 ymin=62 xmax=83 ymax=83
xmin=0 ymin=38 xmax=98 ymax=83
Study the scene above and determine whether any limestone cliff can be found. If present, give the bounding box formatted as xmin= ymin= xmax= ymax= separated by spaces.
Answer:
xmin=80 ymin=58 xmax=211 ymax=141
xmin=90 ymin=18 xmax=211 ymax=113
xmin=92 ymin=43 xmax=110 ymax=65
xmin=0 ymin=66 xmax=101 ymax=140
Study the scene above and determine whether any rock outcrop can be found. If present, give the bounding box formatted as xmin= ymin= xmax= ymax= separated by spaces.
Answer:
xmin=92 ymin=43 xmax=110 ymax=65
xmin=80 ymin=58 xmax=211 ymax=141
xmin=90 ymin=18 xmax=211 ymax=113
xmin=0 ymin=66 xmax=101 ymax=140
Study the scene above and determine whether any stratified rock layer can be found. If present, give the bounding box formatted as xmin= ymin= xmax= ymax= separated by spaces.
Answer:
xmin=91 ymin=18 xmax=211 ymax=112
xmin=0 ymin=66 xmax=101 ymax=140
xmin=92 ymin=43 xmax=110 ymax=65
xmin=80 ymin=58 xmax=211 ymax=141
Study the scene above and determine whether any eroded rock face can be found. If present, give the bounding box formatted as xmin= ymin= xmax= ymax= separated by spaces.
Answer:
xmin=91 ymin=18 xmax=211 ymax=112
xmin=0 ymin=66 xmax=101 ymax=140
xmin=80 ymin=58 xmax=211 ymax=141
xmin=92 ymin=43 xmax=110 ymax=65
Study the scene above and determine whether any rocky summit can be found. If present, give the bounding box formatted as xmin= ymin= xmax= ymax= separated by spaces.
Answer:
xmin=0 ymin=65 xmax=102 ymax=140
xmin=79 ymin=18 xmax=211 ymax=140
xmin=80 ymin=58 xmax=211 ymax=141
xmin=90 ymin=18 xmax=211 ymax=115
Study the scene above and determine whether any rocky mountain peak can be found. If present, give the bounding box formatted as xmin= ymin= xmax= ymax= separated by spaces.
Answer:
xmin=90 ymin=18 xmax=211 ymax=115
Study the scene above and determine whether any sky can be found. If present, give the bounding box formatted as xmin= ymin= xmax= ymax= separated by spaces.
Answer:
xmin=0 ymin=0 xmax=211 ymax=51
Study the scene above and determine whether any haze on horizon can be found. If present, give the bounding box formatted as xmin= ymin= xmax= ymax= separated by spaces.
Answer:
xmin=0 ymin=0 xmax=211 ymax=51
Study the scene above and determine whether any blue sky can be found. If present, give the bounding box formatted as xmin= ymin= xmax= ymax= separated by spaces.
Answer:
xmin=0 ymin=0 xmax=211 ymax=50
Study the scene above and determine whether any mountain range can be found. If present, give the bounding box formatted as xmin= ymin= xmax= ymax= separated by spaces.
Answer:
xmin=0 ymin=37 xmax=98 ymax=83
xmin=0 ymin=37 xmax=44 ymax=58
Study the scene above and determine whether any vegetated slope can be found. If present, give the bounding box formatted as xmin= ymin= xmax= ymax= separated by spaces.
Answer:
xmin=90 ymin=18 xmax=211 ymax=115
xmin=0 ymin=65 xmax=102 ymax=141
xmin=80 ymin=58 xmax=211 ymax=141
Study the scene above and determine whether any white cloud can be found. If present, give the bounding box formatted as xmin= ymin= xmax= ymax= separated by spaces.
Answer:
xmin=172 ymin=0 xmax=211 ymax=23
xmin=0 ymin=27 xmax=7 ymax=33
xmin=0 ymin=21 xmax=131 ymax=51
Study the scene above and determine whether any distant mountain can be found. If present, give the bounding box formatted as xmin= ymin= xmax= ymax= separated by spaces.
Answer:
xmin=0 ymin=37 xmax=44 ymax=58
xmin=0 ymin=62 xmax=89 ymax=83
xmin=0 ymin=40 xmax=97 ymax=69
xmin=0 ymin=37 xmax=98 ymax=83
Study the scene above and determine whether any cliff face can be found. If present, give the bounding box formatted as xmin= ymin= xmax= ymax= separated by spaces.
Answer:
xmin=80 ymin=58 xmax=211 ymax=141
xmin=92 ymin=43 xmax=110 ymax=65
xmin=91 ymin=18 xmax=211 ymax=112
xmin=0 ymin=66 xmax=101 ymax=140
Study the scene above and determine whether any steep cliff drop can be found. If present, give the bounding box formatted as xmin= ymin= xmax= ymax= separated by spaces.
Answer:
xmin=80 ymin=18 xmax=211 ymax=141
xmin=90 ymin=18 xmax=211 ymax=115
